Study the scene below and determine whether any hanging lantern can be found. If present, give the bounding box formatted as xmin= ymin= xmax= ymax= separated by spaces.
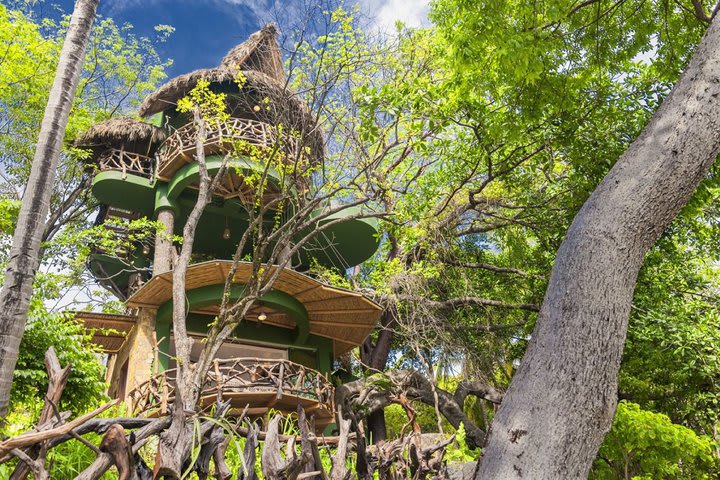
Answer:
xmin=223 ymin=217 xmax=231 ymax=240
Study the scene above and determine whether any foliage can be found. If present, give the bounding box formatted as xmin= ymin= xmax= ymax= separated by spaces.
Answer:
xmin=444 ymin=423 xmax=478 ymax=464
xmin=176 ymin=78 xmax=229 ymax=126
xmin=619 ymin=203 xmax=720 ymax=435
xmin=46 ymin=433 xmax=117 ymax=480
xmin=384 ymin=401 xmax=454 ymax=439
xmin=11 ymin=310 xmax=107 ymax=414
xmin=277 ymin=10 xmax=720 ymax=475
xmin=591 ymin=401 xmax=719 ymax=479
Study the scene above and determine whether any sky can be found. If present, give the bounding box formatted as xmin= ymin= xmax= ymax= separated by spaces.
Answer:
xmin=41 ymin=0 xmax=431 ymax=77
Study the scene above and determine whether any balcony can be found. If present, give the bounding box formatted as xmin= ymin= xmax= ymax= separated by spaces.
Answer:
xmin=92 ymin=206 xmax=140 ymax=259
xmin=95 ymin=149 xmax=154 ymax=179
xmin=157 ymin=117 xmax=302 ymax=181
xmin=128 ymin=358 xmax=336 ymax=429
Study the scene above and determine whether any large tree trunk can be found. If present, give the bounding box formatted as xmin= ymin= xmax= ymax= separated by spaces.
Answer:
xmin=360 ymin=308 xmax=396 ymax=443
xmin=477 ymin=15 xmax=720 ymax=479
xmin=0 ymin=0 xmax=97 ymax=417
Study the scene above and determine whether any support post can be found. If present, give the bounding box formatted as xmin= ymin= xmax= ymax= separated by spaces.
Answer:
xmin=108 ymin=308 xmax=158 ymax=402
xmin=153 ymin=208 xmax=175 ymax=276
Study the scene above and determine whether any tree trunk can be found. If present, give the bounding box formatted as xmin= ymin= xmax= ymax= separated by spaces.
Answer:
xmin=366 ymin=410 xmax=387 ymax=444
xmin=360 ymin=308 xmax=396 ymax=444
xmin=0 ymin=0 xmax=98 ymax=417
xmin=477 ymin=15 xmax=720 ymax=479
xmin=155 ymin=109 xmax=226 ymax=478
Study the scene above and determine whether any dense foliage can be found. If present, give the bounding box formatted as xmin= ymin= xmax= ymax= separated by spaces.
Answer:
xmin=592 ymin=401 xmax=719 ymax=479
xmin=287 ymin=0 xmax=720 ymax=473
xmin=12 ymin=311 xmax=106 ymax=414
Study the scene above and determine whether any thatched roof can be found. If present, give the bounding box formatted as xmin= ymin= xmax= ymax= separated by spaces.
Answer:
xmin=138 ymin=25 xmax=324 ymax=163
xmin=221 ymin=24 xmax=285 ymax=81
xmin=138 ymin=68 xmax=324 ymax=162
xmin=126 ymin=261 xmax=383 ymax=357
xmin=138 ymin=68 xmax=285 ymax=117
xmin=139 ymin=24 xmax=288 ymax=118
xmin=74 ymin=117 xmax=167 ymax=154
xmin=73 ymin=311 xmax=137 ymax=353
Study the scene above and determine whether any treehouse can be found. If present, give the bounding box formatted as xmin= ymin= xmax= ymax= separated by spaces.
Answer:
xmin=72 ymin=25 xmax=381 ymax=428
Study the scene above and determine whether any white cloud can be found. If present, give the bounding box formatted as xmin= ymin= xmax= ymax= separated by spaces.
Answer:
xmin=213 ymin=0 xmax=274 ymax=20
xmin=102 ymin=0 xmax=149 ymax=17
xmin=217 ymin=0 xmax=307 ymax=26
xmin=360 ymin=0 xmax=430 ymax=32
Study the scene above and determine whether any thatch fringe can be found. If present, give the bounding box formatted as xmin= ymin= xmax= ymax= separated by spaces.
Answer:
xmin=74 ymin=117 xmax=167 ymax=151
xmin=221 ymin=23 xmax=284 ymax=81
xmin=138 ymin=68 xmax=284 ymax=117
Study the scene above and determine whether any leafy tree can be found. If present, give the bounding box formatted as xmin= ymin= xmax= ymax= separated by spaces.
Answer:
xmin=287 ymin=4 xmax=720 ymax=477
xmin=12 ymin=311 xmax=106 ymax=415
xmin=0 ymin=2 xmax=169 ymax=286
xmin=0 ymin=0 xmax=98 ymax=417
xmin=591 ymin=401 xmax=719 ymax=479
xmin=288 ymin=5 xmax=720 ymax=468
xmin=473 ymin=12 xmax=720 ymax=480
xmin=0 ymin=2 xmax=168 ymax=417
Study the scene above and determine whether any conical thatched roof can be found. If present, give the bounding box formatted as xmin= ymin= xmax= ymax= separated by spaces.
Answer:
xmin=139 ymin=24 xmax=288 ymax=118
xmin=138 ymin=25 xmax=324 ymax=163
xmin=221 ymin=24 xmax=285 ymax=81
xmin=74 ymin=117 xmax=167 ymax=154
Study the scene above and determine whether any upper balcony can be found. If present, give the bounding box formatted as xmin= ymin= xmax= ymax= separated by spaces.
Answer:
xmin=155 ymin=116 xmax=313 ymax=208
xmin=74 ymin=117 xmax=165 ymax=213
xmin=158 ymin=117 xmax=300 ymax=181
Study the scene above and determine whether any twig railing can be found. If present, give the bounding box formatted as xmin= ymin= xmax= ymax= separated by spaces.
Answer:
xmin=96 ymin=148 xmax=154 ymax=179
xmin=157 ymin=117 xmax=301 ymax=177
xmin=129 ymin=358 xmax=335 ymax=417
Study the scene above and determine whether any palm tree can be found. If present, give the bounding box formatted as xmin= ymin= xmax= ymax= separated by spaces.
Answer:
xmin=0 ymin=0 xmax=99 ymax=416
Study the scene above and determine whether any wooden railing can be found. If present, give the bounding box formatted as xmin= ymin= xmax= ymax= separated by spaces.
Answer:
xmin=128 ymin=358 xmax=335 ymax=418
xmin=157 ymin=117 xmax=301 ymax=179
xmin=96 ymin=149 xmax=154 ymax=179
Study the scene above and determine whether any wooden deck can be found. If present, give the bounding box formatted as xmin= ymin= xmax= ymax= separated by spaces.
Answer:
xmin=128 ymin=358 xmax=336 ymax=429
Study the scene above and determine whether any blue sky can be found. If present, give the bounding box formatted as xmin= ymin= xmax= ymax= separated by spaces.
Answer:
xmin=39 ymin=0 xmax=431 ymax=77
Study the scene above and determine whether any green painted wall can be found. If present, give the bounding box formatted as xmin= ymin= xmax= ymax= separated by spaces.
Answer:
xmin=153 ymin=284 xmax=333 ymax=373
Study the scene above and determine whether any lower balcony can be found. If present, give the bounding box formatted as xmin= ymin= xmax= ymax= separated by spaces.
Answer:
xmin=128 ymin=358 xmax=336 ymax=430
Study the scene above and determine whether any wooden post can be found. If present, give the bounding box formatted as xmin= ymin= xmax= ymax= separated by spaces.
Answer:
xmin=153 ymin=208 xmax=175 ymax=276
